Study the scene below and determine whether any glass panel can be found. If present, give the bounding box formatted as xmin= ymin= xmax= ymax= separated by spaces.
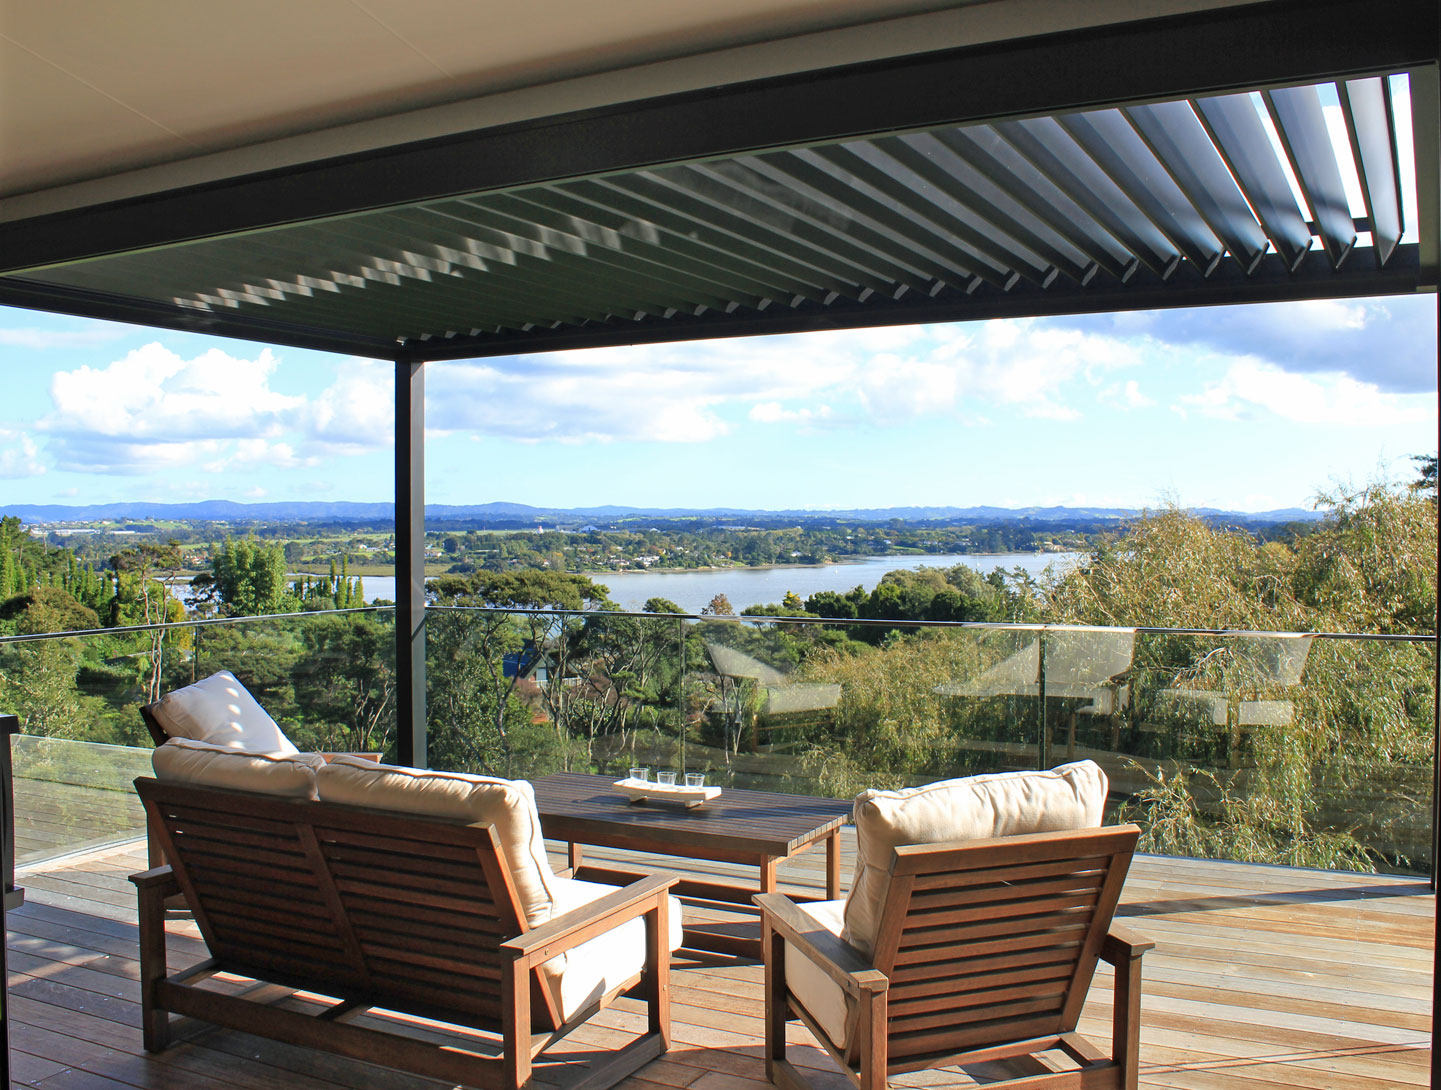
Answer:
xmin=11 ymin=735 xmax=152 ymax=863
xmin=1112 ymin=632 xmax=1435 ymax=875
xmin=426 ymin=608 xmax=686 ymax=781
xmin=191 ymin=611 xmax=398 ymax=755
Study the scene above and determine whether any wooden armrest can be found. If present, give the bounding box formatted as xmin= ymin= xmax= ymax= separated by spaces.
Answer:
xmin=129 ymin=865 xmax=180 ymax=896
xmin=1101 ymin=923 xmax=1154 ymax=963
xmin=754 ymin=892 xmax=887 ymax=997
xmin=320 ymin=752 xmax=384 ymax=763
xmin=502 ymin=873 xmax=677 ymax=965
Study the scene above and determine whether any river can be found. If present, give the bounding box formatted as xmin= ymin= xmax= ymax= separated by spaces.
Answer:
xmin=202 ymin=552 xmax=1079 ymax=613
xmin=589 ymin=552 xmax=1080 ymax=612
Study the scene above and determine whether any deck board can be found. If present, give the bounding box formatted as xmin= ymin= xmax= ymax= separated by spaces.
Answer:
xmin=7 ymin=834 xmax=1432 ymax=1090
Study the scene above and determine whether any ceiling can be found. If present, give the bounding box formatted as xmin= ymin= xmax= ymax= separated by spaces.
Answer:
xmin=0 ymin=0 xmax=1435 ymax=363
xmin=0 ymin=0 xmax=1043 ymax=200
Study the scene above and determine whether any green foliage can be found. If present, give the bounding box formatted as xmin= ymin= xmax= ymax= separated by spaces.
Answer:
xmin=205 ymin=536 xmax=295 ymax=616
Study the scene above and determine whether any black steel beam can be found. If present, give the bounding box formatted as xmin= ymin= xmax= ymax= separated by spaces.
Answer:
xmin=0 ymin=276 xmax=404 ymax=360
xmin=400 ymin=246 xmax=1424 ymax=363
xmin=1 ymin=0 xmax=1435 ymax=276
xmin=394 ymin=362 xmax=427 ymax=767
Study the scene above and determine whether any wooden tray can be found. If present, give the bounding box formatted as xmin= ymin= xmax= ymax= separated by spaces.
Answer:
xmin=613 ymin=778 xmax=721 ymax=809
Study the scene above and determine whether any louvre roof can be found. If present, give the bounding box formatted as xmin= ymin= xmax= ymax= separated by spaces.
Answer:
xmin=0 ymin=0 xmax=1436 ymax=362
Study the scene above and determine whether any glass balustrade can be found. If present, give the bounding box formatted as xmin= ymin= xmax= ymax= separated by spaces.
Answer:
xmin=428 ymin=606 xmax=1436 ymax=875
xmin=1 ymin=606 xmax=1432 ymax=875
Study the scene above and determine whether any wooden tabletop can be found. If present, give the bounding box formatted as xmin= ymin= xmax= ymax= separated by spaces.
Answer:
xmin=531 ymin=772 xmax=852 ymax=857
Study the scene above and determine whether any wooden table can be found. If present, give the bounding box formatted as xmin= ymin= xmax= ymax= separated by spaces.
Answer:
xmin=531 ymin=772 xmax=852 ymax=957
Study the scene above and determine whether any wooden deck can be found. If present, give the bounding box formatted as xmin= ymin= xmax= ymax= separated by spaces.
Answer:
xmin=7 ymin=827 xmax=1432 ymax=1090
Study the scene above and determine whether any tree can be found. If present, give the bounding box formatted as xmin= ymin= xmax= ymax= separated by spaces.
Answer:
xmin=702 ymin=593 xmax=735 ymax=616
xmin=112 ymin=542 xmax=185 ymax=703
xmin=1411 ymin=452 xmax=1437 ymax=496
xmin=208 ymin=536 xmax=294 ymax=616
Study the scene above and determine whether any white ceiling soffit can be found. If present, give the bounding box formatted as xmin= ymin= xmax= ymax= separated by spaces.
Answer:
xmin=0 ymin=0 xmax=1264 ymax=214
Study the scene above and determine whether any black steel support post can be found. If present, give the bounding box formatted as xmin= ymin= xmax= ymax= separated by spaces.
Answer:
xmin=395 ymin=361 xmax=426 ymax=768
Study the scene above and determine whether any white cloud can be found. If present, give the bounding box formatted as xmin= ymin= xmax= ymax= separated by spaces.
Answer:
xmin=749 ymin=402 xmax=831 ymax=424
xmin=36 ymin=343 xmax=389 ymax=474
xmin=1180 ymin=359 xmax=1435 ymax=426
xmin=1052 ymin=295 xmax=1436 ymax=393
xmin=308 ymin=360 xmax=394 ymax=452
xmin=1099 ymin=380 xmax=1153 ymax=410
xmin=0 ymin=431 xmax=44 ymax=478
xmin=428 ymin=319 xmax=1142 ymax=443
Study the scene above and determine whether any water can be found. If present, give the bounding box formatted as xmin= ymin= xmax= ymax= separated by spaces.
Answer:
xmin=187 ymin=552 xmax=1079 ymax=613
xmin=586 ymin=552 xmax=1079 ymax=613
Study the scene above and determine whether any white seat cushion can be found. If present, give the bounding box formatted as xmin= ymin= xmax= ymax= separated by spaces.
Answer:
xmin=541 ymin=876 xmax=684 ymax=1022
xmin=782 ymin=898 xmax=851 ymax=1050
xmin=150 ymin=670 xmax=298 ymax=754
xmin=315 ymin=757 xmax=558 ymax=929
xmin=842 ymin=760 xmax=1108 ymax=957
xmin=152 ymin=738 xmax=325 ymax=798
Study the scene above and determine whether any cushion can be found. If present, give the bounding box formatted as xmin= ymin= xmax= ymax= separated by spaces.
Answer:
xmin=152 ymin=738 xmax=325 ymax=798
xmin=542 ymin=876 xmax=684 ymax=1022
xmin=316 ymin=757 xmax=557 ymax=928
xmin=782 ymin=898 xmax=851 ymax=1048
xmin=150 ymin=670 xmax=298 ymax=754
xmin=841 ymin=760 xmax=1108 ymax=956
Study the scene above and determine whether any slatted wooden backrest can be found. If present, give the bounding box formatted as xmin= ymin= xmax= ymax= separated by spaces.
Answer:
xmin=136 ymin=777 xmax=532 ymax=1030
xmin=862 ymin=824 xmax=1139 ymax=1068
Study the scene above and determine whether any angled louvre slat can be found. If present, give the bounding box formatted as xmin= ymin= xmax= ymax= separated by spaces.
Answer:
xmin=1124 ymin=100 xmax=1270 ymax=273
xmin=1057 ymin=109 xmax=1225 ymax=275
xmin=994 ymin=116 xmax=1183 ymax=279
xmin=614 ymin=168 xmax=916 ymax=292
xmin=865 ymin=133 xmax=1094 ymax=284
xmin=1266 ymin=84 xmax=1357 ymax=267
xmin=712 ymin=154 xmax=980 ymax=288
xmin=578 ymin=174 xmax=884 ymax=297
xmin=318 ymin=214 xmax=622 ymax=330
xmin=930 ymin=125 xmax=1137 ymax=282
xmin=1339 ymin=77 xmax=1404 ymax=265
xmin=813 ymin=139 xmax=1072 ymax=285
xmin=482 ymin=186 xmax=831 ymax=302
xmin=418 ymin=198 xmax=764 ymax=315
xmin=1193 ymin=92 xmax=1313 ymax=271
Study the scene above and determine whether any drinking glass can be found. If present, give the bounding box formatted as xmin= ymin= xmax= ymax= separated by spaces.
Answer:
xmin=657 ymin=771 xmax=677 ymax=786
xmin=628 ymin=766 xmax=649 ymax=782
xmin=684 ymin=773 xmax=705 ymax=788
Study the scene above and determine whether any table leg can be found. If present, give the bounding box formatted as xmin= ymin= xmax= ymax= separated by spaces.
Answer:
xmin=568 ymin=841 xmax=583 ymax=875
xmin=826 ymin=831 xmax=841 ymax=900
xmin=760 ymin=856 xmax=778 ymax=894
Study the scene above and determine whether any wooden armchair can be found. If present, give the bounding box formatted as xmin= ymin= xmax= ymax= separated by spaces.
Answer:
xmin=756 ymin=824 xmax=1151 ymax=1090
xmin=133 ymin=776 xmax=675 ymax=1090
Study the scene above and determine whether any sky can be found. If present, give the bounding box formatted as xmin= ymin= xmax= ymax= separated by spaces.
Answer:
xmin=0 ymin=292 xmax=1434 ymax=514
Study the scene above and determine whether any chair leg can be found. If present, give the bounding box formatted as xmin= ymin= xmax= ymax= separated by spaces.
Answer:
xmin=763 ymin=920 xmax=789 ymax=1081
xmin=644 ymin=896 xmax=671 ymax=1048
xmin=1113 ymin=951 xmax=1144 ymax=1090
xmin=856 ymin=986 xmax=888 ymax=1090
xmin=502 ymin=959 xmax=533 ymax=1090
xmin=135 ymin=883 xmax=171 ymax=1052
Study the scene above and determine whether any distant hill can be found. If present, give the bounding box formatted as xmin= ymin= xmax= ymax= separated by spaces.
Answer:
xmin=2 ymin=499 xmax=1326 ymax=527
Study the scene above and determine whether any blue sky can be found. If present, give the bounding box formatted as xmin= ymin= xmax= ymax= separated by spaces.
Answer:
xmin=0 ymin=293 xmax=1434 ymax=513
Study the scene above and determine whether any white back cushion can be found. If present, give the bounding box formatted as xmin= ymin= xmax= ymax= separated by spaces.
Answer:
xmin=842 ymin=760 xmax=1108 ymax=957
xmin=150 ymin=670 xmax=297 ymax=754
xmin=316 ymin=757 xmax=557 ymax=928
xmin=152 ymin=738 xmax=324 ymax=798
